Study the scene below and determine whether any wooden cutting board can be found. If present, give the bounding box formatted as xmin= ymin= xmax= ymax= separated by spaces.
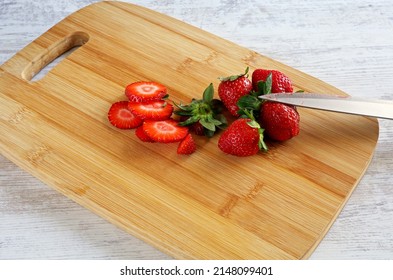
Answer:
xmin=0 ymin=1 xmax=379 ymax=259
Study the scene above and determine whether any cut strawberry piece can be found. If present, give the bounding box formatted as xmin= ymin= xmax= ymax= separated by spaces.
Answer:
xmin=108 ymin=101 xmax=143 ymax=129
xmin=177 ymin=134 xmax=197 ymax=155
xmin=128 ymin=100 xmax=173 ymax=120
xmin=135 ymin=125 xmax=155 ymax=142
xmin=143 ymin=119 xmax=189 ymax=143
xmin=125 ymin=81 xmax=167 ymax=103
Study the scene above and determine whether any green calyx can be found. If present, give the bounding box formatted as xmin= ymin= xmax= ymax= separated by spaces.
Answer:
xmin=242 ymin=109 xmax=268 ymax=152
xmin=174 ymin=83 xmax=227 ymax=137
xmin=218 ymin=67 xmax=249 ymax=82
xmin=236 ymin=72 xmax=272 ymax=118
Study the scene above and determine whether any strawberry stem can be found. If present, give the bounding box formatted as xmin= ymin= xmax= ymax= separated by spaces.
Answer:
xmin=203 ymin=83 xmax=214 ymax=102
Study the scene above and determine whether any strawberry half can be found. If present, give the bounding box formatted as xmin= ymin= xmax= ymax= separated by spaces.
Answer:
xmin=125 ymin=81 xmax=167 ymax=103
xmin=143 ymin=119 xmax=189 ymax=143
xmin=128 ymin=100 xmax=173 ymax=120
xmin=108 ymin=101 xmax=143 ymax=129
xmin=177 ymin=134 xmax=197 ymax=155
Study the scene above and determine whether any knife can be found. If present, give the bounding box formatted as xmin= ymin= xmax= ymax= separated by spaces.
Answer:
xmin=259 ymin=93 xmax=393 ymax=120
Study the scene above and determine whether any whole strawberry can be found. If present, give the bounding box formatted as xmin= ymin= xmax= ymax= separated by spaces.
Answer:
xmin=218 ymin=115 xmax=267 ymax=157
xmin=259 ymin=102 xmax=300 ymax=141
xmin=252 ymin=69 xmax=293 ymax=93
xmin=218 ymin=67 xmax=253 ymax=117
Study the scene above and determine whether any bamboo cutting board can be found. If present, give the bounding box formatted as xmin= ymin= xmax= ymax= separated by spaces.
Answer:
xmin=0 ymin=1 xmax=379 ymax=259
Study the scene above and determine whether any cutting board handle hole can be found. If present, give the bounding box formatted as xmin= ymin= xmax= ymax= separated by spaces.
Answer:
xmin=22 ymin=32 xmax=89 ymax=82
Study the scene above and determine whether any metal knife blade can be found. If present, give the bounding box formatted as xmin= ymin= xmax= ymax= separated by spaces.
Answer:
xmin=259 ymin=93 xmax=393 ymax=120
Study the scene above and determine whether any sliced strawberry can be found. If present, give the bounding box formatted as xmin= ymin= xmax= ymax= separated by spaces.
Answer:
xmin=143 ymin=119 xmax=189 ymax=143
xmin=125 ymin=81 xmax=167 ymax=103
xmin=108 ymin=101 xmax=143 ymax=129
xmin=128 ymin=100 xmax=173 ymax=120
xmin=177 ymin=134 xmax=197 ymax=155
xmin=135 ymin=125 xmax=155 ymax=142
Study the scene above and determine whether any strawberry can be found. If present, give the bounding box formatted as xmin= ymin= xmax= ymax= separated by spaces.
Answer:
xmin=218 ymin=67 xmax=253 ymax=117
xmin=177 ymin=134 xmax=197 ymax=155
xmin=252 ymin=69 xmax=293 ymax=93
xmin=259 ymin=102 xmax=300 ymax=141
xmin=143 ymin=119 xmax=189 ymax=143
xmin=108 ymin=101 xmax=143 ymax=129
xmin=135 ymin=125 xmax=155 ymax=142
xmin=218 ymin=114 xmax=267 ymax=157
xmin=238 ymin=72 xmax=300 ymax=142
xmin=125 ymin=81 xmax=167 ymax=103
xmin=128 ymin=100 xmax=173 ymax=120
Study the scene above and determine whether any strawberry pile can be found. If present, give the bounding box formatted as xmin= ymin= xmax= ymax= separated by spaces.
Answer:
xmin=107 ymin=67 xmax=300 ymax=157
xmin=217 ymin=67 xmax=300 ymax=156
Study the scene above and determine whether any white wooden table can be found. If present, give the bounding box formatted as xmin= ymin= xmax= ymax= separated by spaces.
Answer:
xmin=1 ymin=0 xmax=392 ymax=259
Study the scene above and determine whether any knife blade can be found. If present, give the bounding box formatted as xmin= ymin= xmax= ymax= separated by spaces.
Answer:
xmin=259 ymin=93 xmax=393 ymax=120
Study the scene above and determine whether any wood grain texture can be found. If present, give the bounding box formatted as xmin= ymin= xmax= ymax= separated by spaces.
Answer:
xmin=1 ymin=0 xmax=392 ymax=260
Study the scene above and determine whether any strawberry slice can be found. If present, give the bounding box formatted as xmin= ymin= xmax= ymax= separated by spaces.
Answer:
xmin=125 ymin=81 xmax=167 ymax=103
xmin=143 ymin=119 xmax=189 ymax=143
xmin=135 ymin=125 xmax=155 ymax=142
xmin=108 ymin=101 xmax=143 ymax=129
xmin=128 ymin=100 xmax=173 ymax=120
xmin=177 ymin=134 xmax=197 ymax=155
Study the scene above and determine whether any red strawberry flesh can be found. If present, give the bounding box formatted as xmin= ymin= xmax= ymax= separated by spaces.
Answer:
xmin=143 ymin=119 xmax=189 ymax=143
xmin=128 ymin=100 xmax=173 ymax=120
xmin=177 ymin=134 xmax=197 ymax=155
xmin=125 ymin=81 xmax=167 ymax=103
xmin=108 ymin=101 xmax=143 ymax=129
xmin=135 ymin=125 xmax=155 ymax=142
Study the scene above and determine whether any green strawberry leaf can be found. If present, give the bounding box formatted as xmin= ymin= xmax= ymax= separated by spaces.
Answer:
xmin=257 ymin=73 xmax=272 ymax=95
xmin=199 ymin=118 xmax=216 ymax=131
xmin=245 ymin=115 xmax=268 ymax=152
xmin=203 ymin=83 xmax=214 ymax=103
xmin=175 ymin=110 xmax=193 ymax=116
xmin=237 ymin=95 xmax=262 ymax=111
xmin=173 ymin=102 xmax=193 ymax=112
xmin=218 ymin=67 xmax=249 ymax=82
xmin=216 ymin=114 xmax=228 ymax=125
xmin=204 ymin=129 xmax=215 ymax=138
xmin=178 ymin=115 xmax=200 ymax=126
xmin=258 ymin=128 xmax=268 ymax=151
xmin=247 ymin=120 xmax=260 ymax=129
xmin=173 ymin=84 xmax=228 ymax=137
